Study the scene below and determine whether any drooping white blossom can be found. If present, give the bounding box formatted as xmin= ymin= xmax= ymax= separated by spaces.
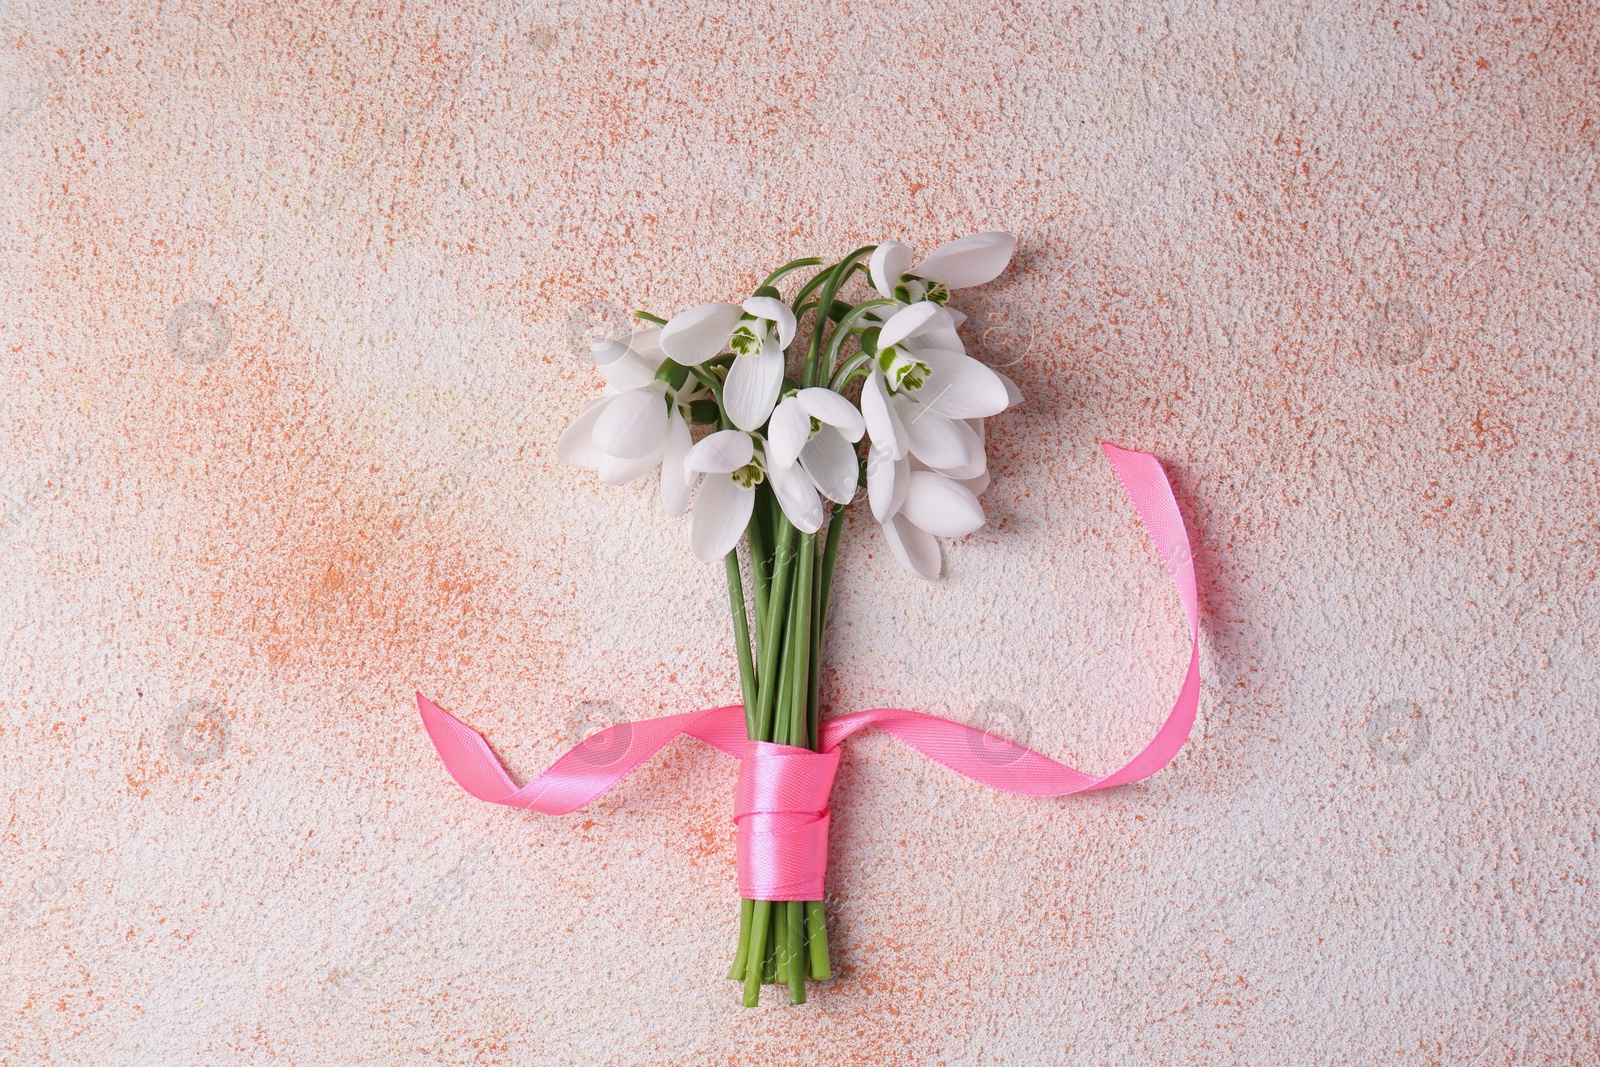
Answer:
xmin=765 ymin=387 xmax=865 ymax=532
xmin=868 ymin=232 xmax=1018 ymax=304
xmin=660 ymin=297 xmax=797 ymax=432
xmin=682 ymin=429 xmax=764 ymax=562
xmin=556 ymin=328 xmax=700 ymax=516
xmin=865 ymin=424 xmax=995 ymax=581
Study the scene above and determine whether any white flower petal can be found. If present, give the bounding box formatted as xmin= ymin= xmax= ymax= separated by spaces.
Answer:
xmin=901 ymin=470 xmax=985 ymax=537
xmin=799 ymin=427 xmax=859 ymax=505
xmin=796 ymin=387 xmax=865 ymax=441
xmin=957 ymin=469 xmax=991 ymax=497
xmin=910 ymin=330 xmax=965 ymax=355
xmin=905 ymin=306 xmax=965 ymax=352
xmin=767 ymin=395 xmax=810 ymax=469
xmin=593 ymin=385 xmax=668 ymax=459
xmin=912 ymin=349 xmax=1011 ymax=419
xmin=627 ymin=325 xmax=667 ymax=364
xmin=741 ymin=297 xmax=797 ymax=349
xmin=690 ymin=475 xmax=756 ymax=562
xmin=912 ymin=231 xmax=1016 ymax=289
xmin=881 ymin=513 xmax=941 ymax=580
xmin=869 ymin=241 xmax=913 ymax=298
xmin=878 ymin=301 xmax=943 ymax=351
xmin=893 ymin=395 xmax=970 ymax=470
xmin=684 ymin=429 xmax=754 ymax=474
xmin=592 ymin=327 xmax=667 ymax=392
xmin=866 ymin=442 xmax=910 ymax=522
xmin=767 ymin=459 xmax=823 ymax=533
xmin=554 ymin=397 xmax=609 ymax=471
xmin=929 ymin=419 xmax=987 ymax=480
xmin=995 ymin=371 xmax=1024 ymax=407
xmin=598 ymin=434 xmax=667 ymax=485
xmin=659 ymin=408 xmax=692 ymax=517
xmin=660 ymin=302 xmax=743 ymax=366
xmin=591 ymin=342 xmax=652 ymax=393
xmin=861 ymin=369 xmax=907 ymax=459
xmin=723 ymin=346 xmax=785 ymax=431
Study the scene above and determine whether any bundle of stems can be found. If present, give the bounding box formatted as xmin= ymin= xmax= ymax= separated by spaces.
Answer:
xmin=715 ymin=251 xmax=868 ymax=1007
xmin=721 ymin=489 xmax=844 ymax=1006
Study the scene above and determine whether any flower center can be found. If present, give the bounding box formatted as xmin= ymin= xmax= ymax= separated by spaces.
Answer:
xmin=728 ymin=323 xmax=763 ymax=357
xmin=891 ymin=277 xmax=950 ymax=306
xmin=731 ymin=462 xmax=765 ymax=488
xmin=877 ymin=346 xmax=931 ymax=391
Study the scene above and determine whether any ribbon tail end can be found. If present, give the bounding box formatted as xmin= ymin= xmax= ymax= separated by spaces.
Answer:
xmin=415 ymin=692 xmax=523 ymax=806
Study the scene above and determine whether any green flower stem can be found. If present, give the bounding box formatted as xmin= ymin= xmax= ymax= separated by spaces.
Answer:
xmin=828 ymin=352 xmax=873 ymax=392
xmin=804 ymin=509 xmax=845 ymax=983
xmin=632 ymin=310 xmax=668 ymax=325
xmin=817 ymin=509 xmax=846 ymax=650
xmin=725 ymin=550 xmax=758 ymax=737
xmin=743 ymin=899 xmax=772 ymax=1006
xmin=762 ymin=918 xmax=778 ymax=982
xmin=755 ymin=519 xmax=797 ymax=744
xmin=806 ymin=900 xmax=832 ymax=980
xmin=746 ymin=490 xmax=774 ymax=645
xmin=803 ymin=249 xmax=874 ymax=389
xmin=787 ymin=534 xmax=816 ymax=749
xmin=823 ymin=297 xmax=898 ymax=378
xmin=775 ymin=900 xmax=791 ymax=983
xmin=726 ymin=543 xmax=759 ymax=983
xmin=729 ymin=246 xmax=881 ymax=1000
xmin=835 ymin=260 xmax=872 ymax=286
xmin=791 ymin=263 xmax=842 ymax=317
xmin=763 ymin=256 xmax=825 ymax=287
xmin=770 ymin=531 xmax=808 ymax=750
xmin=786 ymin=894 xmax=807 ymax=1004
xmin=728 ymin=897 xmax=754 ymax=980
xmin=807 ymin=522 xmax=824 ymax=748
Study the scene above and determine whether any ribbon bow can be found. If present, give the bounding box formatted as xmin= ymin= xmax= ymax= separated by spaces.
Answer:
xmin=417 ymin=443 xmax=1199 ymax=900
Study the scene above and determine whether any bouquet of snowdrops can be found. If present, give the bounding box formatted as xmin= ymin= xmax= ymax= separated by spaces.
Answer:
xmin=555 ymin=234 xmax=1021 ymax=1004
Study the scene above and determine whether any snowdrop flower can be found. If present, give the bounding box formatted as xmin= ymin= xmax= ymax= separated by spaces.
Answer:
xmin=858 ymin=301 xmax=1019 ymax=480
xmin=861 ymin=299 xmax=1020 ymax=580
xmin=682 ymin=429 xmax=764 ymax=562
xmin=590 ymin=326 xmax=668 ymax=392
xmin=865 ymin=425 xmax=993 ymax=581
xmin=864 ymin=378 xmax=988 ymax=583
xmin=659 ymin=296 xmax=798 ymax=432
xmin=555 ymin=327 xmax=696 ymax=517
xmin=868 ymin=231 xmax=1018 ymax=306
xmin=765 ymin=387 xmax=866 ymax=533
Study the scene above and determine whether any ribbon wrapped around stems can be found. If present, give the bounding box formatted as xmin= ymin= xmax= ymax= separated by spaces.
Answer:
xmin=417 ymin=443 xmax=1200 ymax=901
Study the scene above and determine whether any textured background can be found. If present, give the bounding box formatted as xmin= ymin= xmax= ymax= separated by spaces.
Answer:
xmin=2 ymin=1 xmax=1597 ymax=1064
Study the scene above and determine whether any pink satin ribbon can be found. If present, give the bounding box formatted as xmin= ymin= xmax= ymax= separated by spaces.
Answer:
xmin=417 ymin=442 xmax=1199 ymax=901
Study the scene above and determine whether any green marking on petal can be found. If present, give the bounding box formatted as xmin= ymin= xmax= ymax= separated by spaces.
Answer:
xmin=877 ymin=346 xmax=931 ymax=391
xmin=729 ymin=324 xmax=762 ymax=358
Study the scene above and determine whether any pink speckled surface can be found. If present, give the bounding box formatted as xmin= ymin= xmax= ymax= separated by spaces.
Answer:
xmin=3 ymin=2 xmax=1597 ymax=1063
